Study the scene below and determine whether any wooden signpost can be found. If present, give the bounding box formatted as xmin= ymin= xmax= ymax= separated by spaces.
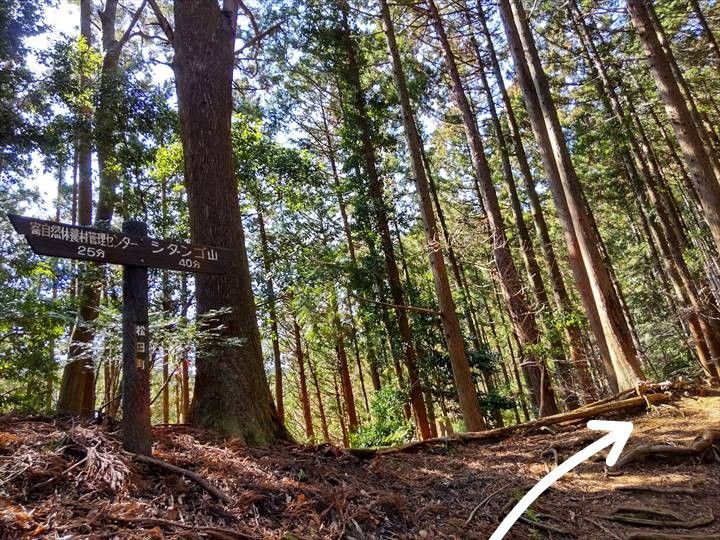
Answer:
xmin=8 ymin=214 xmax=233 ymax=455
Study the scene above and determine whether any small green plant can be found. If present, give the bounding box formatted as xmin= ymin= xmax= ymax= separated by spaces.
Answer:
xmin=350 ymin=387 xmax=414 ymax=448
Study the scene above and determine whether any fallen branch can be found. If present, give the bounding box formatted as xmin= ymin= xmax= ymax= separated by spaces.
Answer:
xmin=350 ymin=393 xmax=670 ymax=458
xmin=519 ymin=515 xmax=569 ymax=535
xmin=613 ymin=429 xmax=720 ymax=469
xmin=465 ymin=481 xmax=512 ymax=526
xmin=107 ymin=515 xmax=252 ymax=539
xmin=585 ymin=517 xmax=621 ymax=539
xmin=132 ymin=453 xmax=231 ymax=504
xmin=33 ymin=456 xmax=88 ymax=490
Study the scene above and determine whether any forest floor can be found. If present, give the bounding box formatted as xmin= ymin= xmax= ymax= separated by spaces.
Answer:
xmin=1 ymin=393 xmax=719 ymax=540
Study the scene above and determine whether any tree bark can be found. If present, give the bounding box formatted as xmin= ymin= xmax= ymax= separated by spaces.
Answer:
xmin=571 ymin=0 xmax=720 ymax=381
xmin=466 ymin=8 xmax=585 ymax=409
xmin=60 ymin=0 xmax=147 ymax=417
xmin=333 ymin=371 xmax=349 ymax=447
xmin=172 ymin=0 xmax=283 ymax=443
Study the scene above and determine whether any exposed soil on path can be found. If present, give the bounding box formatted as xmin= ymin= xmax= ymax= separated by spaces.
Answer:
xmin=1 ymin=395 xmax=718 ymax=539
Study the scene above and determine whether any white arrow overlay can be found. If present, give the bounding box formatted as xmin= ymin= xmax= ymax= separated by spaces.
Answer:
xmin=489 ymin=420 xmax=633 ymax=540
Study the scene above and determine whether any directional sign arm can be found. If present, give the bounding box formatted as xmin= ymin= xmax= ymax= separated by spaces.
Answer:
xmin=7 ymin=214 xmax=234 ymax=274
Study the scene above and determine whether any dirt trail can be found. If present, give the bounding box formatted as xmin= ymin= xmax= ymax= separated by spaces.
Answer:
xmin=1 ymin=395 xmax=718 ymax=539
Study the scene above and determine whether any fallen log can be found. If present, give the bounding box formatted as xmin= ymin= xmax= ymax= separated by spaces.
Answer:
xmin=349 ymin=393 xmax=671 ymax=459
xmin=612 ymin=429 xmax=720 ymax=469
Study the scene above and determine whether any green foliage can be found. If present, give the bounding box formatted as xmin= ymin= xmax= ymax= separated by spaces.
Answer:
xmin=350 ymin=387 xmax=414 ymax=448
xmin=468 ymin=344 xmax=501 ymax=374
xmin=0 ymin=0 xmax=54 ymax=180
xmin=0 ymin=188 xmax=70 ymax=412
xmin=479 ymin=391 xmax=517 ymax=415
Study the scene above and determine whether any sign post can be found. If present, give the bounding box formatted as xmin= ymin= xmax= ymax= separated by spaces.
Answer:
xmin=121 ymin=220 xmax=152 ymax=455
xmin=8 ymin=214 xmax=232 ymax=455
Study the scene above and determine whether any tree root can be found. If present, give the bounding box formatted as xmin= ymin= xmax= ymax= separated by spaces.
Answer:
xmin=627 ymin=533 xmax=720 ymax=540
xmin=614 ymin=485 xmax=699 ymax=495
xmin=612 ymin=505 xmax=683 ymax=521
xmin=601 ymin=507 xmax=715 ymax=529
xmin=349 ymin=393 xmax=671 ymax=458
xmin=612 ymin=429 xmax=720 ymax=469
xmin=132 ymin=453 xmax=231 ymax=504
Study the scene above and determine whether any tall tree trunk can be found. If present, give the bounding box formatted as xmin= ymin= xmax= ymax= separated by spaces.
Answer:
xmin=571 ymin=0 xmax=720 ymax=381
xmin=59 ymin=0 xmax=146 ymax=417
xmin=646 ymin=2 xmax=720 ymax=162
xmin=476 ymin=0 xmax=596 ymax=402
xmin=344 ymin=295 xmax=370 ymax=413
xmin=338 ymin=7 xmax=431 ymax=437
xmin=95 ymin=0 xmax=144 ymax=224
xmin=424 ymin=388 xmax=439 ymax=437
xmin=626 ymin=0 xmax=720 ymax=252
xmin=421 ymin=140 xmax=486 ymax=351
xmin=379 ymin=0 xmax=485 ymax=431
xmin=466 ymin=8 xmax=583 ymax=409
xmin=331 ymin=289 xmax=358 ymax=432
xmin=689 ymin=0 xmax=720 ymax=67
xmin=57 ymin=0 xmax=95 ymax=416
xmin=162 ymin=271 xmax=171 ymax=424
xmin=179 ymin=273 xmax=190 ymax=424
xmin=426 ymin=0 xmax=558 ymax=416
xmin=320 ymin=104 xmax=382 ymax=394
xmin=293 ymin=319 xmax=314 ymax=442
xmin=307 ymin=344 xmax=330 ymax=443
xmin=171 ymin=0 xmax=283 ymax=442
xmin=256 ymin=204 xmax=284 ymax=424
xmin=497 ymin=0 xmax=645 ymax=390
xmin=333 ymin=372 xmax=349 ymax=446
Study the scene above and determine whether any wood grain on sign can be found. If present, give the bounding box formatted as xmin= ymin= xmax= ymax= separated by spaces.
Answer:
xmin=8 ymin=214 xmax=233 ymax=274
